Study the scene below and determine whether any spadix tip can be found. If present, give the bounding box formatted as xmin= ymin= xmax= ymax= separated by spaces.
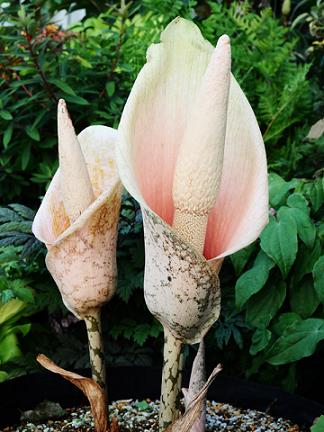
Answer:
xmin=217 ymin=34 xmax=230 ymax=46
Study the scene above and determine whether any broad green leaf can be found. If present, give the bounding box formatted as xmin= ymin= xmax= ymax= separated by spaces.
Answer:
xmin=246 ymin=280 xmax=286 ymax=328
xmin=235 ymin=250 xmax=275 ymax=309
xmin=302 ymin=177 xmax=324 ymax=212
xmin=287 ymin=196 xmax=316 ymax=247
xmin=0 ymin=299 xmax=25 ymax=325
xmin=0 ymin=110 xmax=13 ymax=121
xmin=64 ymin=94 xmax=89 ymax=106
xmin=231 ymin=243 xmax=256 ymax=275
xmin=313 ymin=256 xmax=324 ymax=304
xmin=266 ymin=318 xmax=324 ymax=365
xmin=268 ymin=173 xmax=297 ymax=207
xmin=260 ymin=208 xmax=298 ymax=277
xmin=311 ymin=416 xmax=324 ymax=432
xmin=291 ymin=239 xmax=321 ymax=284
xmin=0 ymin=371 xmax=8 ymax=382
xmin=106 ymin=81 xmax=115 ymax=97
xmin=250 ymin=328 xmax=272 ymax=355
xmin=289 ymin=275 xmax=319 ymax=318
xmin=287 ymin=193 xmax=309 ymax=213
xmin=49 ymin=78 xmax=77 ymax=96
xmin=0 ymin=333 xmax=21 ymax=363
xmin=3 ymin=123 xmax=13 ymax=148
xmin=26 ymin=126 xmax=40 ymax=141
xmin=272 ymin=312 xmax=302 ymax=336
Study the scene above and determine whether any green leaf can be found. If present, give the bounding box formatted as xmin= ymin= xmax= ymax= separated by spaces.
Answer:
xmin=0 ymin=333 xmax=21 ymax=363
xmin=106 ymin=81 xmax=115 ymax=97
xmin=250 ymin=328 xmax=272 ymax=355
xmin=313 ymin=256 xmax=324 ymax=304
xmin=287 ymin=193 xmax=309 ymax=212
xmin=133 ymin=323 xmax=151 ymax=346
xmin=272 ymin=312 xmax=302 ymax=336
xmin=260 ymin=208 xmax=298 ymax=278
xmin=0 ymin=371 xmax=8 ymax=382
xmin=21 ymin=143 xmax=31 ymax=170
xmin=289 ymin=275 xmax=319 ymax=318
xmin=64 ymin=94 xmax=89 ymax=106
xmin=8 ymin=204 xmax=35 ymax=220
xmin=268 ymin=173 xmax=297 ymax=207
xmin=0 ymin=110 xmax=13 ymax=121
xmin=26 ymin=126 xmax=40 ymax=141
xmin=11 ymin=281 xmax=34 ymax=303
xmin=266 ymin=318 xmax=324 ymax=365
xmin=0 ymin=299 xmax=25 ymax=325
xmin=0 ymin=208 xmax=21 ymax=223
xmin=235 ymin=250 xmax=275 ymax=309
xmin=246 ymin=280 xmax=286 ymax=328
xmin=311 ymin=416 xmax=324 ymax=432
xmin=287 ymin=196 xmax=316 ymax=247
xmin=49 ymin=78 xmax=77 ymax=96
xmin=231 ymin=243 xmax=256 ymax=275
xmin=302 ymin=177 xmax=324 ymax=212
xmin=3 ymin=123 xmax=13 ymax=148
xmin=292 ymin=239 xmax=321 ymax=284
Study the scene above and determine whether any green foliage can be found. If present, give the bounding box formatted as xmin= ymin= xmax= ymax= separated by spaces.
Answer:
xmin=0 ymin=298 xmax=31 ymax=382
xmin=200 ymin=2 xmax=318 ymax=177
xmin=311 ymin=415 xmax=324 ymax=432
xmin=233 ymin=172 xmax=324 ymax=378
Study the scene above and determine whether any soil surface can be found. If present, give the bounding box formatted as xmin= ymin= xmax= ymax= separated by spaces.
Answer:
xmin=2 ymin=399 xmax=306 ymax=432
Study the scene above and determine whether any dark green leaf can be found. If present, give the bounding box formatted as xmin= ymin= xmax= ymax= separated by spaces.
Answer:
xmin=106 ymin=81 xmax=115 ymax=97
xmin=250 ymin=328 xmax=272 ymax=355
xmin=49 ymin=78 xmax=77 ymax=96
xmin=8 ymin=204 xmax=35 ymax=220
xmin=20 ymin=143 xmax=31 ymax=170
xmin=272 ymin=312 xmax=302 ymax=336
xmin=287 ymin=197 xmax=316 ymax=247
xmin=266 ymin=318 xmax=324 ymax=365
xmin=235 ymin=250 xmax=275 ymax=309
xmin=289 ymin=275 xmax=319 ymax=318
xmin=3 ymin=123 xmax=13 ymax=148
xmin=291 ymin=239 xmax=321 ymax=284
xmin=0 ymin=110 xmax=13 ymax=121
xmin=26 ymin=126 xmax=40 ymax=141
xmin=231 ymin=243 xmax=256 ymax=275
xmin=246 ymin=281 xmax=286 ymax=328
xmin=64 ymin=94 xmax=89 ymax=106
xmin=260 ymin=208 xmax=298 ymax=277
xmin=313 ymin=256 xmax=324 ymax=304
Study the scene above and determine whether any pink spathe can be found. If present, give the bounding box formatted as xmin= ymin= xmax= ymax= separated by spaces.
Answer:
xmin=117 ymin=18 xmax=268 ymax=263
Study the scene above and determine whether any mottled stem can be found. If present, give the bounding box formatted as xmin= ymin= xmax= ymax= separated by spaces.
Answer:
xmin=84 ymin=309 xmax=107 ymax=392
xmin=159 ymin=327 xmax=183 ymax=431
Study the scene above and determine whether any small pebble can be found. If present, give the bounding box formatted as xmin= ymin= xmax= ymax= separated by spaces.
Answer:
xmin=3 ymin=399 xmax=306 ymax=431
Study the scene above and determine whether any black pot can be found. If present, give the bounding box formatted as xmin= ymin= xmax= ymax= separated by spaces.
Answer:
xmin=1 ymin=366 xmax=323 ymax=429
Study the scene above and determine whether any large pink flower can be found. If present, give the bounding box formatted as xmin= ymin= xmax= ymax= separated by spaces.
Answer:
xmin=117 ymin=18 xmax=268 ymax=343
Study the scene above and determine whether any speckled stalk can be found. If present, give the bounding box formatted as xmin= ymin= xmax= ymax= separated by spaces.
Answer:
xmin=84 ymin=309 xmax=107 ymax=392
xmin=159 ymin=327 xmax=183 ymax=431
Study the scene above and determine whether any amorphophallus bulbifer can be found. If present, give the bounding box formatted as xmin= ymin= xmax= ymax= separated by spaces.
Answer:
xmin=116 ymin=17 xmax=268 ymax=430
xmin=32 ymin=100 xmax=122 ymax=411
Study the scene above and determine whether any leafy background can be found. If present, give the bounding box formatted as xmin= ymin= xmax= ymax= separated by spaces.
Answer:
xmin=0 ymin=0 xmax=323 ymax=405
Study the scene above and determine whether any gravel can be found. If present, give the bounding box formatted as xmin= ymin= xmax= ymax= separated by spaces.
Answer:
xmin=2 ymin=399 xmax=305 ymax=432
